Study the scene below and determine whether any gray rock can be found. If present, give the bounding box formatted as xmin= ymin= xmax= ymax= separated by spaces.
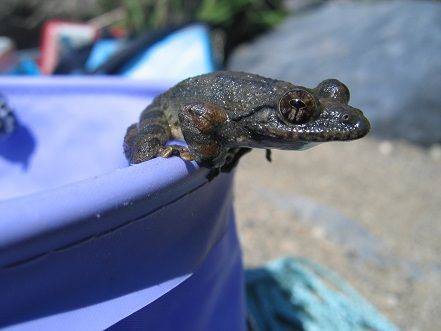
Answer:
xmin=229 ymin=0 xmax=441 ymax=145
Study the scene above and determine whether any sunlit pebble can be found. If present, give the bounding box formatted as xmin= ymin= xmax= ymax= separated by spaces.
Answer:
xmin=429 ymin=144 xmax=441 ymax=160
xmin=385 ymin=294 xmax=398 ymax=307
xmin=311 ymin=226 xmax=326 ymax=239
xmin=378 ymin=141 xmax=393 ymax=155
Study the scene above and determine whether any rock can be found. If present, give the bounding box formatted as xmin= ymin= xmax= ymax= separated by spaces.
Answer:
xmin=228 ymin=0 xmax=441 ymax=146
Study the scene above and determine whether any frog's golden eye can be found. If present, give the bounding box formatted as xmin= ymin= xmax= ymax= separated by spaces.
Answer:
xmin=279 ymin=90 xmax=316 ymax=124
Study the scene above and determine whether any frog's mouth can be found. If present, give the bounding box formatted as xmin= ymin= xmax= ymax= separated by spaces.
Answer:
xmin=231 ymin=105 xmax=370 ymax=150
xmin=297 ymin=112 xmax=371 ymax=142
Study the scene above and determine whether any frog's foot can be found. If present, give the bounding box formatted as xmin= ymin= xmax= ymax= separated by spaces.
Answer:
xmin=159 ymin=144 xmax=194 ymax=161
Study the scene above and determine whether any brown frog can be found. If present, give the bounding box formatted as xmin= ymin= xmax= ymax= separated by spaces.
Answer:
xmin=124 ymin=71 xmax=370 ymax=173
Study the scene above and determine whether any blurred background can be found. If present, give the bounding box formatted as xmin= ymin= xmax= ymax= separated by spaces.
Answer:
xmin=0 ymin=0 xmax=440 ymax=330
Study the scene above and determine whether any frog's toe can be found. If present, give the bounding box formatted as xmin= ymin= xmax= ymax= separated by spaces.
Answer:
xmin=159 ymin=146 xmax=174 ymax=158
xmin=180 ymin=150 xmax=194 ymax=161
xmin=159 ymin=145 xmax=195 ymax=161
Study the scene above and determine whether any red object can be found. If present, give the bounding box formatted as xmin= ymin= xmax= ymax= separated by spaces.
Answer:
xmin=109 ymin=25 xmax=128 ymax=39
xmin=39 ymin=20 xmax=98 ymax=74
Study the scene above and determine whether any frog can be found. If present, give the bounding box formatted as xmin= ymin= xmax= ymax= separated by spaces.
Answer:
xmin=123 ymin=71 xmax=370 ymax=175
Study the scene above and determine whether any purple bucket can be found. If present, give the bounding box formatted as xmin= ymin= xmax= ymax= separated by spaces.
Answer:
xmin=0 ymin=77 xmax=246 ymax=330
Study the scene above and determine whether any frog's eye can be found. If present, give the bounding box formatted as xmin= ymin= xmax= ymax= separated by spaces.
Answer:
xmin=279 ymin=90 xmax=316 ymax=124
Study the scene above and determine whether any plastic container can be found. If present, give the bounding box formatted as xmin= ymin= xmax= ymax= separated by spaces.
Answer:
xmin=0 ymin=77 xmax=245 ymax=330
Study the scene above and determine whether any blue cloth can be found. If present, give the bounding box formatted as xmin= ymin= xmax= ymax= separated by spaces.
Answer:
xmin=85 ymin=39 xmax=122 ymax=72
xmin=0 ymin=77 xmax=245 ymax=330
xmin=121 ymin=24 xmax=215 ymax=82
xmin=246 ymin=257 xmax=398 ymax=331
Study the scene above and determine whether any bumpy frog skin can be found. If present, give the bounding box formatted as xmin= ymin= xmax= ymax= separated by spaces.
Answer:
xmin=124 ymin=71 xmax=370 ymax=173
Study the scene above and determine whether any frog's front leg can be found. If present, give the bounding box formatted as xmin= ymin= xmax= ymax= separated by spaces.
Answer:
xmin=124 ymin=105 xmax=193 ymax=164
xmin=204 ymin=148 xmax=251 ymax=180
xmin=221 ymin=147 xmax=252 ymax=172
xmin=178 ymin=103 xmax=230 ymax=168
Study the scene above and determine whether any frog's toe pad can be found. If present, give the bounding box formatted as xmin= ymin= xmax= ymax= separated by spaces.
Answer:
xmin=159 ymin=145 xmax=194 ymax=161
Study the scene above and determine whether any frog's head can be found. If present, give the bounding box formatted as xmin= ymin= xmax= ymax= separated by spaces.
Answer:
xmin=234 ymin=79 xmax=370 ymax=150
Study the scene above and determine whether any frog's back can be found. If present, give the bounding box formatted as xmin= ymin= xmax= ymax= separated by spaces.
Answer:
xmin=154 ymin=71 xmax=288 ymax=118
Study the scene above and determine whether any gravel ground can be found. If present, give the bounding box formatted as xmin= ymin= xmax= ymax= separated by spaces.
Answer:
xmin=229 ymin=1 xmax=441 ymax=330
xmin=234 ymin=137 xmax=441 ymax=331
